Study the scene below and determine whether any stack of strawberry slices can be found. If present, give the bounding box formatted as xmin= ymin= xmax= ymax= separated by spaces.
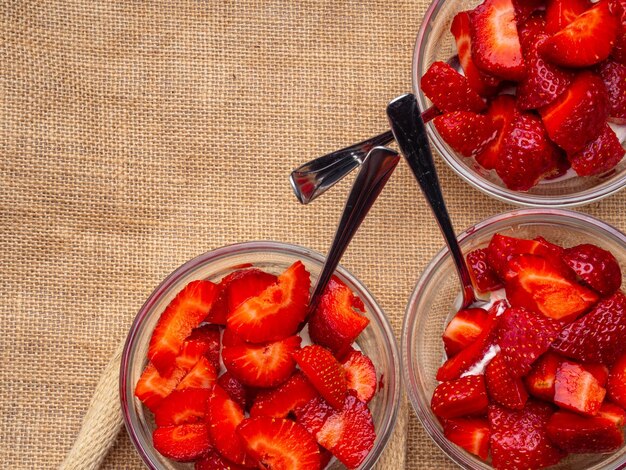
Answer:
xmin=420 ymin=0 xmax=626 ymax=191
xmin=432 ymin=234 xmax=626 ymax=469
xmin=134 ymin=261 xmax=380 ymax=470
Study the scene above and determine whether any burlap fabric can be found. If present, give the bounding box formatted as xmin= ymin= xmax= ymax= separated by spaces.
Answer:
xmin=2 ymin=1 xmax=625 ymax=468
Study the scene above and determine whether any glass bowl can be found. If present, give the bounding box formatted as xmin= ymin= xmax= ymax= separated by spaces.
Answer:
xmin=120 ymin=241 xmax=401 ymax=469
xmin=412 ymin=0 xmax=626 ymax=207
xmin=402 ymin=208 xmax=626 ymax=469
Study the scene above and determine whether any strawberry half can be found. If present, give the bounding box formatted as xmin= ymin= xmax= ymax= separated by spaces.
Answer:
xmin=175 ymin=324 xmax=221 ymax=373
xmin=568 ymin=123 xmax=625 ymax=177
xmin=195 ymin=449 xmax=250 ymax=470
xmin=442 ymin=307 xmax=490 ymax=357
xmin=341 ymin=349 xmax=377 ymax=403
xmin=135 ymin=362 xmax=187 ymax=412
xmin=608 ymin=352 xmax=626 ymax=408
xmin=443 ymin=418 xmax=490 ymax=460
xmin=433 ymin=111 xmax=497 ymax=158
xmin=431 ymin=375 xmax=489 ymax=420
xmin=485 ymin=353 xmax=529 ymax=410
xmin=525 ymin=351 xmax=563 ymax=401
xmin=546 ymin=409 xmax=624 ymax=453
xmin=466 ymin=248 xmax=504 ymax=293
xmin=176 ymin=356 xmax=217 ymax=390
xmin=154 ymin=388 xmax=211 ymax=427
xmin=420 ymin=61 xmax=487 ymax=113
xmin=250 ymin=372 xmax=319 ymax=418
xmin=554 ymin=362 xmax=606 ymax=416
xmin=598 ymin=59 xmax=626 ymax=123
xmin=545 ymin=0 xmax=592 ymax=34
xmin=148 ymin=280 xmax=218 ymax=375
xmin=474 ymin=94 xmax=519 ymax=170
xmin=152 ymin=423 xmax=212 ymax=463
xmin=217 ymin=371 xmax=249 ymax=411
xmin=227 ymin=261 xmax=310 ymax=344
xmin=563 ymin=243 xmax=622 ymax=297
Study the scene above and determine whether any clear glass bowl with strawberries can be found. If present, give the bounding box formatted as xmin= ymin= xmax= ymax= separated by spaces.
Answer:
xmin=413 ymin=0 xmax=626 ymax=207
xmin=403 ymin=208 xmax=626 ymax=469
xmin=120 ymin=241 xmax=400 ymax=469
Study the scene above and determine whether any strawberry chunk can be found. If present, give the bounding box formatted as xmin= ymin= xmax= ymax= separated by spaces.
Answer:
xmin=598 ymin=401 xmax=626 ymax=426
xmin=227 ymin=261 xmax=310 ymax=344
xmin=545 ymin=0 xmax=592 ymax=34
xmin=195 ymin=449 xmax=250 ymax=470
xmin=474 ymin=94 xmax=519 ymax=170
xmin=153 ymin=423 xmax=212 ymax=463
xmin=431 ymin=375 xmax=489 ymax=420
xmin=568 ymin=123 xmax=625 ymax=177
xmin=154 ymin=388 xmax=211 ymax=427
xmin=176 ymin=356 xmax=217 ymax=390
xmin=443 ymin=418 xmax=490 ymax=460
xmin=237 ymin=417 xmax=321 ymax=470
xmin=551 ymin=291 xmax=626 ymax=364
xmin=485 ymin=353 xmax=529 ymax=410
xmin=341 ymin=349 xmax=377 ymax=403
xmin=608 ymin=352 xmax=626 ymax=408
xmin=175 ymin=324 xmax=220 ymax=373
xmin=563 ymin=243 xmax=622 ymax=296
xmin=294 ymin=345 xmax=348 ymax=410
xmin=598 ymin=60 xmax=626 ymax=123
xmin=148 ymin=280 xmax=218 ymax=375
xmin=466 ymin=248 xmax=504 ymax=293
xmin=250 ymin=372 xmax=319 ymax=418
xmin=294 ymin=395 xmax=336 ymax=436
xmin=135 ymin=362 xmax=187 ymax=412
xmin=433 ymin=111 xmax=497 ymax=158
xmin=525 ymin=351 xmax=563 ymax=401
xmin=420 ymin=61 xmax=487 ymax=113
xmin=546 ymin=409 xmax=624 ymax=453
xmin=442 ymin=307 xmax=490 ymax=357
xmin=217 ymin=371 xmax=249 ymax=410
xmin=469 ymin=0 xmax=526 ymax=81
xmin=554 ymin=362 xmax=606 ymax=416
xmin=540 ymin=71 xmax=609 ymax=154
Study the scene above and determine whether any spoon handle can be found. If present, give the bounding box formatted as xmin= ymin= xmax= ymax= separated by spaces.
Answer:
xmin=386 ymin=93 xmax=476 ymax=308
xmin=309 ymin=146 xmax=400 ymax=311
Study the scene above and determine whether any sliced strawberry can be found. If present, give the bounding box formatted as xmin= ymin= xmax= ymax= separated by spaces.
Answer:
xmin=227 ymin=261 xmax=310 ymax=344
xmin=540 ymin=71 xmax=609 ymax=154
xmin=308 ymin=276 xmax=369 ymax=357
xmin=222 ymin=328 xmax=300 ymax=388
xmin=195 ymin=449 xmax=250 ymax=470
xmin=466 ymin=248 xmax=504 ymax=293
xmin=153 ymin=423 xmax=211 ymax=462
xmin=608 ymin=352 xmax=626 ymax=408
xmin=420 ymin=61 xmax=487 ymax=113
xmin=486 ymin=353 xmax=529 ymax=410
xmin=540 ymin=0 xmax=619 ymax=67
xmin=148 ymin=280 xmax=218 ymax=375
xmin=585 ymin=363 xmax=610 ymax=386
xmin=470 ymin=0 xmax=526 ymax=81
xmin=545 ymin=0 xmax=592 ymax=34
xmin=341 ymin=349 xmax=377 ymax=403
xmin=554 ymin=362 xmax=606 ymax=416
xmin=293 ymin=345 xmax=348 ymax=410
xmin=489 ymin=401 xmax=566 ymax=470
xmin=154 ymin=388 xmax=211 ymax=426
xmin=598 ymin=402 xmax=626 ymax=426
xmin=442 ymin=307 xmax=490 ymax=357
xmin=250 ymin=372 xmax=319 ymax=418
xmin=433 ymin=111 xmax=498 ymax=158
xmin=176 ymin=356 xmax=217 ymax=390
xmin=431 ymin=375 xmax=489 ymax=420
xmin=217 ymin=371 xmax=249 ymax=410
xmin=546 ymin=409 xmax=624 ymax=452
xmin=563 ymin=243 xmax=622 ymax=297
xmin=551 ymin=291 xmax=626 ymax=364
xmin=294 ymin=395 xmax=336 ymax=436
xmin=598 ymin=60 xmax=626 ymax=123
xmin=135 ymin=362 xmax=187 ymax=412
xmin=474 ymin=94 xmax=519 ymax=170
xmin=525 ymin=352 xmax=563 ymax=401
xmin=568 ymin=123 xmax=625 ymax=176
xmin=443 ymin=418 xmax=490 ymax=460
xmin=175 ymin=324 xmax=221 ymax=373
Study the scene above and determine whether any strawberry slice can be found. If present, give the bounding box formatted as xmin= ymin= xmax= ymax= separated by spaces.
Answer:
xmin=294 ymin=395 xmax=336 ymax=437
xmin=554 ymin=362 xmax=606 ymax=416
xmin=442 ymin=418 xmax=490 ymax=460
xmin=175 ymin=324 xmax=221 ymax=373
xmin=540 ymin=71 xmax=609 ymax=154
xmin=485 ymin=353 xmax=529 ymax=410
xmin=237 ymin=417 xmax=321 ymax=470
xmin=545 ymin=0 xmax=592 ymax=34
xmin=442 ymin=307 xmax=490 ymax=357
xmin=598 ymin=60 xmax=626 ymax=123
xmin=466 ymin=248 xmax=504 ymax=293
xmin=431 ymin=375 xmax=489 ymax=420
xmin=540 ymin=0 xmax=619 ymax=67
xmin=546 ymin=409 xmax=624 ymax=453
xmin=152 ymin=423 xmax=212 ymax=462
xmin=469 ymin=0 xmax=526 ymax=81
xmin=135 ymin=363 xmax=187 ymax=412
xmin=525 ymin=352 xmax=563 ymax=401
xmin=489 ymin=401 xmax=566 ymax=470
xmin=474 ymin=94 xmax=519 ymax=170
xmin=154 ymin=388 xmax=211 ymax=426
xmin=308 ymin=276 xmax=369 ymax=357
xmin=608 ymin=352 xmax=626 ymax=408
xmin=450 ymin=11 xmax=501 ymax=96
xmin=598 ymin=401 xmax=626 ymax=426
xmin=148 ymin=280 xmax=218 ymax=375
xmin=433 ymin=111 xmax=498 ymax=158
xmin=420 ymin=61 xmax=487 ymax=113
xmin=293 ymin=345 xmax=348 ymax=410
xmin=227 ymin=261 xmax=310 ymax=344
xmin=176 ymin=356 xmax=217 ymax=390
xmin=568 ymin=123 xmax=625 ymax=176
xmin=563 ymin=243 xmax=622 ymax=297
xmin=341 ymin=349 xmax=377 ymax=403
xmin=250 ymin=372 xmax=319 ymax=418
xmin=222 ymin=328 xmax=301 ymax=388
xmin=551 ymin=291 xmax=626 ymax=364
xmin=195 ymin=449 xmax=250 ymax=470
xmin=217 ymin=371 xmax=249 ymax=410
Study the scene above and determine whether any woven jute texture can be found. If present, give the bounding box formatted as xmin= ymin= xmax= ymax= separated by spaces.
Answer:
xmin=2 ymin=1 xmax=626 ymax=469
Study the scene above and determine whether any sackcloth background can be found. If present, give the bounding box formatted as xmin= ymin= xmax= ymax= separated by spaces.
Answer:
xmin=2 ymin=1 xmax=625 ymax=468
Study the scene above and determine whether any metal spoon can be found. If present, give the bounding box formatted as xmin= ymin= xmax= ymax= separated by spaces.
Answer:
xmin=308 ymin=146 xmax=400 ymax=313
xmin=386 ymin=93 xmax=480 ymax=310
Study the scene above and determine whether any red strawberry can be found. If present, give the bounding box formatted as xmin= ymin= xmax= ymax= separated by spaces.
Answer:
xmin=341 ymin=349 xmax=377 ymax=403
xmin=431 ymin=375 xmax=489 ymax=420
xmin=598 ymin=60 xmax=626 ymax=123
xmin=293 ymin=345 xmax=348 ymax=410
xmin=195 ymin=449 xmax=250 ymax=470
xmin=443 ymin=418 xmax=490 ymax=460
xmin=598 ymin=401 xmax=626 ymax=426
xmin=554 ymin=362 xmax=606 ymax=416
xmin=176 ymin=356 xmax=217 ymax=390
xmin=486 ymin=353 xmax=529 ymax=410
xmin=217 ymin=372 xmax=249 ymax=410
xmin=227 ymin=261 xmax=310 ymax=344
xmin=135 ymin=362 xmax=187 ymax=412
xmin=250 ymin=372 xmax=319 ymax=418
xmin=237 ymin=417 xmax=321 ymax=470
xmin=433 ymin=111 xmax=498 ymax=158
xmin=489 ymin=401 xmax=566 ymax=470
xmin=551 ymin=291 xmax=626 ymax=364
xmin=420 ymin=61 xmax=487 ymax=113
xmin=563 ymin=243 xmax=622 ymax=296
xmin=540 ymin=71 xmax=609 ymax=154
xmin=308 ymin=276 xmax=369 ymax=357
xmin=568 ymin=123 xmax=625 ymax=176
xmin=222 ymin=328 xmax=301 ymax=388
xmin=546 ymin=409 xmax=624 ymax=452
xmin=525 ymin=352 xmax=563 ymax=401
xmin=470 ymin=0 xmax=526 ymax=81
xmin=175 ymin=324 xmax=221 ymax=373
xmin=513 ymin=0 xmax=545 ymax=23
xmin=608 ymin=352 xmax=626 ymax=408
xmin=154 ymin=388 xmax=211 ymax=427
xmin=294 ymin=395 xmax=336 ymax=436
xmin=545 ymin=0 xmax=592 ymax=34
xmin=148 ymin=280 xmax=218 ymax=375
xmin=442 ymin=307 xmax=490 ymax=357
xmin=474 ymin=94 xmax=519 ymax=170
xmin=585 ymin=363 xmax=610 ymax=386
xmin=466 ymin=248 xmax=504 ymax=293
xmin=450 ymin=11 xmax=501 ymax=96
xmin=153 ymin=423 xmax=212 ymax=462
